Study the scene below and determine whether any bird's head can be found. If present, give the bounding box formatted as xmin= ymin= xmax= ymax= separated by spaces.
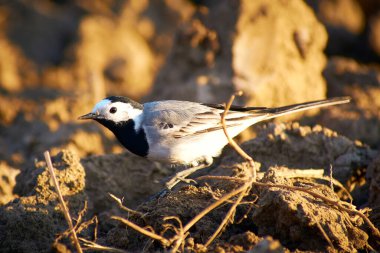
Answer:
xmin=79 ymin=96 xmax=143 ymax=124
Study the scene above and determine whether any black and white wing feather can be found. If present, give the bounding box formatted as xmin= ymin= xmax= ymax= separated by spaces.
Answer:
xmin=141 ymin=100 xmax=266 ymax=139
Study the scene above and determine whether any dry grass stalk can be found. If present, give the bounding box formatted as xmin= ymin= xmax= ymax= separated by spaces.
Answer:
xmin=161 ymin=216 xmax=185 ymax=238
xmin=44 ymin=151 xmax=83 ymax=253
xmin=197 ymin=175 xmax=248 ymax=182
xmin=79 ymin=238 xmax=129 ymax=253
xmin=205 ymin=185 xmax=250 ymax=247
xmin=76 ymin=216 xmax=98 ymax=240
xmin=197 ymin=173 xmax=353 ymax=203
xmin=220 ymin=91 xmax=256 ymax=180
xmin=109 ymin=193 xmax=145 ymax=218
xmin=329 ymin=164 xmax=334 ymax=191
xmin=55 ymin=201 xmax=92 ymax=243
xmin=202 ymin=91 xmax=257 ymax=247
xmin=111 ymin=216 xmax=171 ymax=247
xmin=313 ymin=217 xmax=334 ymax=249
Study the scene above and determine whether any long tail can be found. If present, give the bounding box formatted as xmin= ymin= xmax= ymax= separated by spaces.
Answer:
xmin=259 ymin=96 xmax=351 ymax=119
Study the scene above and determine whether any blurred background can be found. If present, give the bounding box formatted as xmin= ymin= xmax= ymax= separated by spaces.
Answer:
xmin=1 ymin=0 xmax=380 ymax=204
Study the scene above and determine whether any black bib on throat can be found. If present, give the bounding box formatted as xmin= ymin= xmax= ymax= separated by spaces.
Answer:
xmin=97 ymin=119 xmax=149 ymax=157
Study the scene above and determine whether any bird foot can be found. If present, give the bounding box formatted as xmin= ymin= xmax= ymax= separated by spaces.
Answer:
xmin=164 ymin=159 xmax=212 ymax=191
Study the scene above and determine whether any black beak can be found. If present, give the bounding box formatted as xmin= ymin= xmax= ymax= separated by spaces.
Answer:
xmin=78 ymin=112 xmax=102 ymax=120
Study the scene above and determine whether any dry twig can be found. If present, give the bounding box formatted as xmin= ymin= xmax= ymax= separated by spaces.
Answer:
xmin=202 ymin=91 xmax=256 ymax=247
xmin=220 ymin=91 xmax=256 ymax=180
xmin=76 ymin=216 xmax=98 ymax=240
xmin=44 ymin=151 xmax=83 ymax=253
xmin=109 ymin=193 xmax=145 ymax=218
xmin=205 ymin=184 xmax=250 ymax=247
xmin=79 ymin=238 xmax=128 ymax=253
xmin=55 ymin=201 xmax=95 ymax=243
xmin=329 ymin=164 xmax=334 ymax=191
xmin=111 ymin=216 xmax=171 ymax=247
xmin=314 ymin=217 xmax=334 ymax=250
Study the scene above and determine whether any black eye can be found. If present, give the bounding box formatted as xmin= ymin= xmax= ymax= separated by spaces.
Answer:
xmin=109 ymin=107 xmax=117 ymax=114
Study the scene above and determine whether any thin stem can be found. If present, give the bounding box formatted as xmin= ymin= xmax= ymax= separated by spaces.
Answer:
xmin=111 ymin=216 xmax=170 ymax=247
xmin=220 ymin=91 xmax=256 ymax=180
xmin=44 ymin=151 xmax=83 ymax=253
xmin=205 ymin=183 xmax=250 ymax=246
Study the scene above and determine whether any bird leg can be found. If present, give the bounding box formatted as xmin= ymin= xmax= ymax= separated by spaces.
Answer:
xmin=165 ymin=159 xmax=212 ymax=190
xmin=147 ymin=158 xmax=213 ymax=200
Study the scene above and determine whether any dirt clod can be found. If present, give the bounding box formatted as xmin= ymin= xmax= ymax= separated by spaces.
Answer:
xmin=0 ymin=150 xmax=88 ymax=253
xmin=253 ymin=171 xmax=368 ymax=252
xmin=220 ymin=123 xmax=374 ymax=185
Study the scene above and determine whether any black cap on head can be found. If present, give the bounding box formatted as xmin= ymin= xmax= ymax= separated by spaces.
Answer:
xmin=106 ymin=96 xmax=143 ymax=109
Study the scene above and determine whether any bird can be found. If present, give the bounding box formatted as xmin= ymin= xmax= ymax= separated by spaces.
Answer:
xmin=79 ymin=95 xmax=350 ymax=190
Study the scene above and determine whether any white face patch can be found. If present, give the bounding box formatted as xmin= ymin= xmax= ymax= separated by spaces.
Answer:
xmin=91 ymin=99 xmax=143 ymax=127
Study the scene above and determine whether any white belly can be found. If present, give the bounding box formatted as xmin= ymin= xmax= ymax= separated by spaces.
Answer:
xmin=147 ymin=123 xmax=252 ymax=165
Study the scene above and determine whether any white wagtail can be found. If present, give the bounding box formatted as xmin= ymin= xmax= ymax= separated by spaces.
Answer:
xmin=79 ymin=96 xmax=350 ymax=189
